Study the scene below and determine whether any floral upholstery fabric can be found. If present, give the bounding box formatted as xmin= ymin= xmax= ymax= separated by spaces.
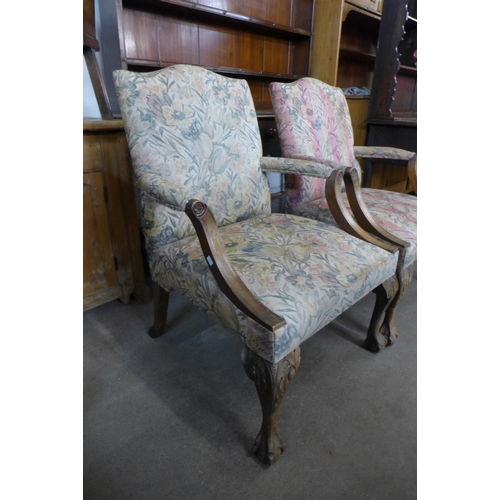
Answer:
xmin=114 ymin=65 xmax=399 ymax=364
xmin=290 ymin=190 xmax=417 ymax=269
xmin=269 ymin=77 xmax=417 ymax=268
xmin=114 ymin=65 xmax=271 ymax=254
xmin=151 ymin=213 xmax=398 ymax=363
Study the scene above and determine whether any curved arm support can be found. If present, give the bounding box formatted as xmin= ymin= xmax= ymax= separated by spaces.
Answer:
xmin=185 ymin=200 xmax=287 ymax=333
xmin=343 ymin=167 xmax=410 ymax=250
xmin=325 ymin=170 xmax=399 ymax=254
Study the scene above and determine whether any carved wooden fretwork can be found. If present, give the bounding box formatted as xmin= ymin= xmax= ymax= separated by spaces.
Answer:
xmin=242 ymin=346 xmax=301 ymax=465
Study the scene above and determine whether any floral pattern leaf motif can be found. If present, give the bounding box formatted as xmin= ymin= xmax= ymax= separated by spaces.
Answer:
xmin=270 ymin=78 xmax=361 ymax=206
xmin=269 ymin=77 xmax=417 ymax=268
xmin=114 ymin=65 xmax=271 ymax=254
xmin=150 ymin=213 xmax=398 ymax=363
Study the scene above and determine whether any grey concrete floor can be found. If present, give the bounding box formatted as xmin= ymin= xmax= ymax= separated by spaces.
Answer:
xmin=83 ymin=270 xmax=416 ymax=500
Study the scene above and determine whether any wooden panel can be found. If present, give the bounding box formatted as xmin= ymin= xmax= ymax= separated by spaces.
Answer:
xmin=264 ymin=38 xmax=290 ymax=74
xmin=266 ymin=0 xmax=292 ymax=26
xmin=199 ymin=24 xmax=265 ymax=72
xmin=347 ymin=0 xmax=381 ymax=14
xmin=239 ymin=0 xmax=266 ymax=20
xmin=234 ymin=31 xmax=264 ymax=71
xmin=83 ymin=134 xmax=103 ymax=173
xmin=158 ymin=17 xmax=199 ymax=64
xmin=310 ymin=0 xmax=343 ymax=85
xmin=346 ymin=97 xmax=370 ymax=146
xmin=83 ymin=121 xmax=150 ymax=311
xmin=199 ymin=24 xmax=235 ymax=67
xmin=336 ymin=56 xmax=374 ymax=89
xmin=392 ymin=74 xmax=417 ymax=115
xmin=292 ymin=38 xmax=311 ymax=76
xmin=247 ymin=79 xmax=264 ymax=105
xmin=292 ymin=0 xmax=315 ymax=31
xmin=369 ymin=162 xmax=409 ymax=192
xmin=123 ymin=8 xmax=158 ymax=61
xmin=83 ymin=171 xmax=120 ymax=299
xmin=99 ymin=133 xmax=136 ymax=299
xmin=197 ymin=0 xmax=236 ymax=13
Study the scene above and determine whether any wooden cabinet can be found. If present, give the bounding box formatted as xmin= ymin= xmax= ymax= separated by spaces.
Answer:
xmin=365 ymin=0 xmax=417 ymax=192
xmin=98 ymin=0 xmax=315 ymax=117
xmin=83 ymin=119 xmax=150 ymax=311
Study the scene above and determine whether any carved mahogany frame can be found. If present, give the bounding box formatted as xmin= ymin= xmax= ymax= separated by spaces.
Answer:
xmin=325 ymin=170 xmax=399 ymax=255
xmin=343 ymin=167 xmax=410 ymax=252
xmin=145 ymin=179 xmax=403 ymax=465
xmin=185 ymin=199 xmax=286 ymax=333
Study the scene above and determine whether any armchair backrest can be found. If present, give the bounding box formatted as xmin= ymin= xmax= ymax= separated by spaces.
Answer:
xmin=270 ymin=78 xmax=360 ymax=207
xmin=114 ymin=65 xmax=271 ymax=254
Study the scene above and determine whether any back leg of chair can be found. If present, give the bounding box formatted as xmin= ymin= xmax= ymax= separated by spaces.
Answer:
xmin=364 ymin=275 xmax=399 ymax=353
xmin=148 ymin=281 xmax=170 ymax=338
xmin=379 ymin=263 xmax=414 ymax=347
xmin=242 ymin=346 xmax=301 ymax=465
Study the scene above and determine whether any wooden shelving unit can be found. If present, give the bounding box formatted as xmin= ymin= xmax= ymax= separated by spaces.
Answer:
xmin=364 ymin=0 xmax=417 ymax=193
xmin=99 ymin=0 xmax=315 ymax=115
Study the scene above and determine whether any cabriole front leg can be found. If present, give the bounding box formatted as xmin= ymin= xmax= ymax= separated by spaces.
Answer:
xmin=364 ymin=275 xmax=399 ymax=353
xmin=242 ymin=346 xmax=301 ymax=465
xmin=380 ymin=263 xmax=414 ymax=346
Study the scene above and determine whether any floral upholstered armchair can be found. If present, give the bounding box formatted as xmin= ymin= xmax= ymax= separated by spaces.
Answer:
xmin=269 ymin=78 xmax=417 ymax=348
xmin=114 ymin=65 xmax=401 ymax=465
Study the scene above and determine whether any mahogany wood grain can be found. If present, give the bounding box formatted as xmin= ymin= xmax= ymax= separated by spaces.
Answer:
xmin=123 ymin=8 xmax=159 ymax=62
xmin=148 ymin=281 xmax=171 ymax=338
xmin=364 ymin=276 xmax=399 ymax=353
xmin=292 ymin=0 xmax=315 ymax=31
xmin=242 ymin=345 xmax=301 ymax=465
xmin=325 ymin=170 xmax=399 ymax=253
xmin=157 ymin=17 xmax=200 ymax=64
xmin=185 ymin=200 xmax=286 ymax=332
xmin=266 ymin=0 xmax=292 ymax=26
xmin=343 ymin=167 xmax=410 ymax=249
xmin=264 ymin=37 xmax=290 ymax=75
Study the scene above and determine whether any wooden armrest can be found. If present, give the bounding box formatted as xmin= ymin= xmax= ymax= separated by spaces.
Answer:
xmin=343 ymin=168 xmax=410 ymax=250
xmin=325 ymin=170 xmax=399 ymax=254
xmin=185 ymin=200 xmax=287 ymax=333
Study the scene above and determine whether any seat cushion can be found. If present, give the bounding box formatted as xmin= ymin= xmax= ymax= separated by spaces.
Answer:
xmin=150 ymin=213 xmax=398 ymax=363
xmin=287 ymin=189 xmax=417 ymax=269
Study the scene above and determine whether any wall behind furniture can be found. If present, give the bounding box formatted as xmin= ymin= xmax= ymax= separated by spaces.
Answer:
xmin=83 ymin=0 xmax=103 ymax=118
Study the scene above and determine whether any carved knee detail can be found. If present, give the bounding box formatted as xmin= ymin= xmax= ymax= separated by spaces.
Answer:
xmin=242 ymin=346 xmax=301 ymax=465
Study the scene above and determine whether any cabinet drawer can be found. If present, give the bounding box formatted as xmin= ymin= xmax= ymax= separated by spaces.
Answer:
xmin=346 ymin=0 xmax=381 ymax=14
